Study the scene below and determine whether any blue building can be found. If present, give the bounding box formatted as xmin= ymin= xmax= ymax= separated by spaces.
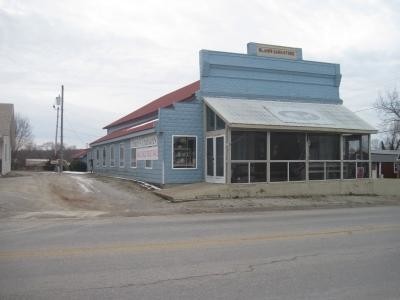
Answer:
xmin=90 ymin=43 xmax=376 ymax=185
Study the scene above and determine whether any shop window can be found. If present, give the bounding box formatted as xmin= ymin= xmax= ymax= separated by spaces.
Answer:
xmin=271 ymin=132 xmax=305 ymax=160
xmin=231 ymin=131 xmax=267 ymax=160
xmin=119 ymin=143 xmax=125 ymax=168
xmin=326 ymin=162 xmax=341 ymax=179
xmin=206 ymin=106 xmax=225 ymax=131
xmin=289 ymin=162 xmax=305 ymax=181
xmin=145 ymin=160 xmax=152 ymax=169
xmin=309 ymin=162 xmax=324 ymax=180
xmin=343 ymin=162 xmax=356 ymax=179
xmin=343 ymin=134 xmax=369 ymax=160
xmin=130 ymin=148 xmax=137 ymax=168
xmin=173 ymin=136 xmax=197 ymax=169
xmin=110 ymin=145 xmax=115 ymax=167
xmin=102 ymin=147 xmax=106 ymax=167
xmin=270 ymin=162 xmax=287 ymax=182
xmin=250 ymin=163 xmax=267 ymax=182
xmin=308 ymin=134 xmax=340 ymax=160
xmin=231 ymin=163 xmax=248 ymax=183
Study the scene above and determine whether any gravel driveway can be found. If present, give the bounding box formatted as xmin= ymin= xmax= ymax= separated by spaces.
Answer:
xmin=0 ymin=172 xmax=176 ymax=219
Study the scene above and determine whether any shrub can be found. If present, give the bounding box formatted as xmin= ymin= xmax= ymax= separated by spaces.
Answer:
xmin=69 ymin=160 xmax=87 ymax=172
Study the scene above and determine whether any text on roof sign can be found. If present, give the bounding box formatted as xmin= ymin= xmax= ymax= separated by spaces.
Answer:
xmin=256 ymin=45 xmax=297 ymax=60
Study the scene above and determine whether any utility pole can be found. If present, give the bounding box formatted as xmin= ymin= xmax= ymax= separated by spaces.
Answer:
xmin=59 ymin=85 xmax=64 ymax=174
xmin=54 ymin=97 xmax=60 ymax=158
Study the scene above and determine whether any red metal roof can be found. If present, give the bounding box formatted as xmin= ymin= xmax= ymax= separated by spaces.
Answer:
xmin=71 ymin=148 xmax=89 ymax=159
xmin=104 ymin=81 xmax=200 ymax=129
xmin=91 ymin=121 xmax=157 ymax=145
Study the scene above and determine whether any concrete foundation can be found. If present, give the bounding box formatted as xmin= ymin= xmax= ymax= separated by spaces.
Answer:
xmin=156 ymin=179 xmax=400 ymax=202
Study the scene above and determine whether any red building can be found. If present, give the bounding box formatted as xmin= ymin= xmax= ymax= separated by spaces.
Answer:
xmin=371 ymin=150 xmax=400 ymax=178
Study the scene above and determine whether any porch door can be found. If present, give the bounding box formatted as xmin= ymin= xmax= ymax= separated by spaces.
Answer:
xmin=206 ymin=135 xmax=225 ymax=183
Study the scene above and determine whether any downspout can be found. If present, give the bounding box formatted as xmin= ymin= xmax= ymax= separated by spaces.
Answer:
xmin=158 ymin=108 xmax=165 ymax=186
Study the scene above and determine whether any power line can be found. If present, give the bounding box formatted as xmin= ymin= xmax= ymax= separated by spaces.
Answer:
xmin=352 ymin=107 xmax=376 ymax=113
xmin=64 ymin=119 xmax=98 ymax=146
xmin=63 ymin=127 xmax=99 ymax=138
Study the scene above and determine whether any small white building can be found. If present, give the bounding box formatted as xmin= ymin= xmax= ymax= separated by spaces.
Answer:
xmin=0 ymin=103 xmax=15 ymax=176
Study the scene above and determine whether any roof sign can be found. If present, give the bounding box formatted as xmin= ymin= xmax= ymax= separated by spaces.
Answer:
xmin=247 ymin=43 xmax=302 ymax=60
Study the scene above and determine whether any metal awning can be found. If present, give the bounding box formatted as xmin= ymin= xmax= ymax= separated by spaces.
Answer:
xmin=204 ymin=96 xmax=377 ymax=134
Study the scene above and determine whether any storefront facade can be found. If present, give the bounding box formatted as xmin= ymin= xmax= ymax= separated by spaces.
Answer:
xmin=90 ymin=43 xmax=376 ymax=185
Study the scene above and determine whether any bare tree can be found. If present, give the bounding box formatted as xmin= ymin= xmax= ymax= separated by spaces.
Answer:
xmin=375 ymin=88 xmax=400 ymax=150
xmin=370 ymin=138 xmax=380 ymax=150
xmin=13 ymin=113 xmax=34 ymax=153
xmin=380 ymin=121 xmax=400 ymax=150
xmin=375 ymin=89 xmax=399 ymax=120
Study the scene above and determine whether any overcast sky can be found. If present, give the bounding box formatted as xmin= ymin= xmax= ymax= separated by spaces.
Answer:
xmin=1 ymin=0 xmax=399 ymax=148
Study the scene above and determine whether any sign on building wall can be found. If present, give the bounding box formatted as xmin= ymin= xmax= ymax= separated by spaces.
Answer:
xmin=131 ymin=134 xmax=157 ymax=148
xmin=255 ymin=44 xmax=297 ymax=60
xmin=137 ymin=146 xmax=158 ymax=161
xmin=131 ymin=134 xmax=158 ymax=160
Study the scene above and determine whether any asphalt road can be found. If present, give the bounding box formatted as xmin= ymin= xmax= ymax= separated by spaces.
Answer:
xmin=0 ymin=207 xmax=399 ymax=299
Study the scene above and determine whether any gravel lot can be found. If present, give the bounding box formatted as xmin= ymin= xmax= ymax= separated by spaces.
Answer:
xmin=1 ymin=171 xmax=399 ymax=219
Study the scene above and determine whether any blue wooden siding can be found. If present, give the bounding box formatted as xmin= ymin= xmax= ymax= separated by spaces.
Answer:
xmin=91 ymin=98 xmax=204 ymax=185
xmin=199 ymin=49 xmax=342 ymax=103
xmin=158 ymin=98 xmax=204 ymax=184
xmin=91 ymin=137 xmax=163 ymax=185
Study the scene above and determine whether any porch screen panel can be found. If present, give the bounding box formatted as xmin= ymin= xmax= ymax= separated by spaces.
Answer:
xmin=270 ymin=162 xmax=287 ymax=182
xmin=289 ymin=162 xmax=306 ymax=181
xmin=309 ymin=162 xmax=324 ymax=180
xmin=308 ymin=134 xmax=340 ymax=160
xmin=250 ymin=163 xmax=267 ymax=182
xmin=327 ymin=162 xmax=341 ymax=179
xmin=343 ymin=135 xmax=368 ymax=160
xmin=231 ymin=131 xmax=266 ymax=160
xmin=270 ymin=133 xmax=305 ymax=160
xmin=231 ymin=163 xmax=248 ymax=183
xmin=343 ymin=134 xmax=370 ymax=178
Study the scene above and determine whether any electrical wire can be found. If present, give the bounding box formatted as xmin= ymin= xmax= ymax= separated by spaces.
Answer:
xmin=352 ymin=107 xmax=377 ymax=113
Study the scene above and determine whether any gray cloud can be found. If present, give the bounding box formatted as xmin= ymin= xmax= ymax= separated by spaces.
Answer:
xmin=1 ymin=0 xmax=399 ymax=147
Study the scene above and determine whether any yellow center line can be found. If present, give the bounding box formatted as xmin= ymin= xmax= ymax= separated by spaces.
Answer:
xmin=0 ymin=224 xmax=399 ymax=260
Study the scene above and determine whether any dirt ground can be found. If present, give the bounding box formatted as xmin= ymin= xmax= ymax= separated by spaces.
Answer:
xmin=1 ymin=171 xmax=400 ymax=219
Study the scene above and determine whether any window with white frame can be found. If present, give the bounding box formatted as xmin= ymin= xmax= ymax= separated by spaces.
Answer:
xmin=206 ymin=106 xmax=225 ymax=131
xmin=145 ymin=160 xmax=152 ymax=169
xmin=110 ymin=145 xmax=115 ymax=167
xmin=119 ymin=143 xmax=125 ymax=167
xmin=173 ymin=136 xmax=197 ymax=169
xmin=131 ymin=148 xmax=137 ymax=168
xmin=96 ymin=148 xmax=100 ymax=166
xmin=4 ymin=141 xmax=8 ymax=161
xmin=102 ymin=147 xmax=106 ymax=167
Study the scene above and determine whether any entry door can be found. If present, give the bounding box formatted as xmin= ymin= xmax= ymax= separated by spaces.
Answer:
xmin=206 ymin=135 xmax=225 ymax=183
